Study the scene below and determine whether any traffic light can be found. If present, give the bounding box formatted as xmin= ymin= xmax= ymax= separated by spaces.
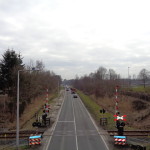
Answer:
xmin=120 ymin=122 xmax=125 ymax=127
xmin=100 ymin=109 xmax=105 ymax=114
xmin=116 ymin=120 xmax=120 ymax=129
xmin=118 ymin=126 xmax=124 ymax=136
xmin=116 ymin=121 xmax=125 ymax=136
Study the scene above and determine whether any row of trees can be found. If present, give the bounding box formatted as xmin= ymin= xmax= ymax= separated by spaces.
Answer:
xmin=72 ymin=67 xmax=150 ymax=98
xmin=72 ymin=67 xmax=120 ymax=97
xmin=0 ymin=49 xmax=61 ymax=121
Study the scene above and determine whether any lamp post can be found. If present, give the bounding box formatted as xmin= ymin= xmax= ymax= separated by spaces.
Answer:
xmin=16 ymin=68 xmax=39 ymax=149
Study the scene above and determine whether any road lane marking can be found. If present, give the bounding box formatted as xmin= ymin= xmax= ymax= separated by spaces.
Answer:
xmin=72 ymin=96 xmax=79 ymax=150
xmin=78 ymin=96 xmax=110 ymax=150
xmin=58 ymin=121 xmax=74 ymax=122
xmin=45 ymin=90 xmax=66 ymax=150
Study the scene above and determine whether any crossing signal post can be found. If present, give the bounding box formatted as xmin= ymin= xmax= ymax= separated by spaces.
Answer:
xmin=115 ymin=120 xmax=125 ymax=136
xmin=114 ymin=86 xmax=127 ymax=138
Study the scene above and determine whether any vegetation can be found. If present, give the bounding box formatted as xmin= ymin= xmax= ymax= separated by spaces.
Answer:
xmin=127 ymin=86 xmax=150 ymax=93
xmin=20 ymin=91 xmax=58 ymax=130
xmin=77 ymin=90 xmax=116 ymax=130
xmin=73 ymin=66 xmax=121 ymax=98
xmin=138 ymin=68 xmax=149 ymax=88
xmin=0 ymin=49 xmax=61 ymax=126
xmin=0 ymin=50 xmax=24 ymax=94
xmin=70 ymin=66 xmax=150 ymax=131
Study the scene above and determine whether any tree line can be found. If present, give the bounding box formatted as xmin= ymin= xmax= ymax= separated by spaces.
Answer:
xmin=72 ymin=67 xmax=121 ymax=97
xmin=72 ymin=67 xmax=150 ymax=98
xmin=0 ymin=49 xmax=61 ymax=122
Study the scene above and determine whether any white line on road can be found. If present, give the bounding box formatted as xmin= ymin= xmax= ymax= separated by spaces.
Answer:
xmin=72 ymin=96 xmax=79 ymax=150
xmin=58 ymin=121 xmax=74 ymax=122
xmin=45 ymin=90 xmax=66 ymax=150
xmin=78 ymin=96 xmax=110 ymax=150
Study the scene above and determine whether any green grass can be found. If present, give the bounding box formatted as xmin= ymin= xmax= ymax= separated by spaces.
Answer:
xmin=77 ymin=90 xmax=138 ymax=130
xmin=77 ymin=90 xmax=116 ymax=130
xmin=124 ymin=86 xmax=150 ymax=93
xmin=147 ymin=145 xmax=150 ymax=150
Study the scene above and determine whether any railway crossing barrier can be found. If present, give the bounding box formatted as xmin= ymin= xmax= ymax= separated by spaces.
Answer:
xmin=114 ymin=136 xmax=127 ymax=146
xmin=29 ymin=134 xmax=42 ymax=146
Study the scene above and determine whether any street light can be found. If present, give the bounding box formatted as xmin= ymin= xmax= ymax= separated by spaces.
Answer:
xmin=16 ymin=68 xmax=39 ymax=149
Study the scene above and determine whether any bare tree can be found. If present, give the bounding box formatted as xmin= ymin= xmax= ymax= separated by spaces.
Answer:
xmin=138 ymin=68 xmax=149 ymax=88
xmin=108 ymin=69 xmax=117 ymax=80
xmin=36 ymin=60 xmax=45 ymax=71
xmin=94 ymin=67 xmax=107 ymax=80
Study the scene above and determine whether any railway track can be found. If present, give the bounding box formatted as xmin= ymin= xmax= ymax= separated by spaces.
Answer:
xmin=0 ymin=130 xmax=44 ymax=139
xmin=0 ymin=130 xmax=150 ymax=139
xmin=108 ymin=130 xmax=150 ymax=136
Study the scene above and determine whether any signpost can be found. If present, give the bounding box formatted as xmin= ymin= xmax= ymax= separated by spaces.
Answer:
xmin=100 ymin=108 xmax=107 ymax=126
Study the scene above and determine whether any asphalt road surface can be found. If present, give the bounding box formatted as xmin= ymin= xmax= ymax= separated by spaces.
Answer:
xmin=47 ymin=90 xmax=109 ymax=150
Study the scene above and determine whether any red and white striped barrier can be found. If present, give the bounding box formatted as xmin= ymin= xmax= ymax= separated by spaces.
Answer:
xmin=115 ymin=86 xmax=119 ymax=115
xmin=114 ymin=136 xmax=127 ymax=145
xmin=44 ymin=89 xmax=50 ymax=114
xmin=114 ymin=86 xmax=127 ymax=122
xmin=29 ymin=135 xmax=42 ymax=146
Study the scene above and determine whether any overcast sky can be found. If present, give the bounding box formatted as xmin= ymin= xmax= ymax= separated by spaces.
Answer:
xmin=0 ymin=0 xmax=150 ymax=79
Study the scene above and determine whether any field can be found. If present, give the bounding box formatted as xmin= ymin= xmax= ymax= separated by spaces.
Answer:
xmin=128 ymin=86 xmax=150 ymax=93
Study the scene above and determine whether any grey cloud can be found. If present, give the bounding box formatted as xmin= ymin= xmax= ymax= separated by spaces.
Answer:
xmin=0 ymin=0 xmax=150 ymax=79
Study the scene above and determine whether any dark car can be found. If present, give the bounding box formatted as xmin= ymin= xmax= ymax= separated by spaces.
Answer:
xmin=73 ymin=94 xmax=78 ymax=98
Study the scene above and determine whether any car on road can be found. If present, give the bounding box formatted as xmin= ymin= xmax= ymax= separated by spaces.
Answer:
xmin=73 ymin=94 xmax=78 ymax=98
xmin=66 ymin=88 xmax=69 ymax=91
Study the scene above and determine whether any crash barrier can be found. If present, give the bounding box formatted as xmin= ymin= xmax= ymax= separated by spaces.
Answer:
xmin=32 ymin=117 xmax=50 ymax=127
xmin=29 ymin=135 xmax=42 ymax=146
xmin=114 ymin=136 xmax=127 ymax=145
xmin=100 ymin=118 xmax=107 ymax=126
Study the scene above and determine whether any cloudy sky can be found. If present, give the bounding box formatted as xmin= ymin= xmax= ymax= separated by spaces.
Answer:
xmin=0 ymin=0 xmax=150 ymax=79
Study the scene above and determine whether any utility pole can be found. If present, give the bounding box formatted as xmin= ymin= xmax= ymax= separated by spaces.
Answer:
xmin=16 ymin=70 xmax=20 ymax=149
xmin=16 ymin=68 xmax=39 ymax=149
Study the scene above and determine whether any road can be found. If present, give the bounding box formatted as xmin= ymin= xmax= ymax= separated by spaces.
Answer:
xmin=47 ymin=90 xmax=109 ymax=150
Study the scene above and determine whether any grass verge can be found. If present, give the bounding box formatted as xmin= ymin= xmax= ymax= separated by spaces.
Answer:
xmin=77 ymin=90 xmax=116 ymax=130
